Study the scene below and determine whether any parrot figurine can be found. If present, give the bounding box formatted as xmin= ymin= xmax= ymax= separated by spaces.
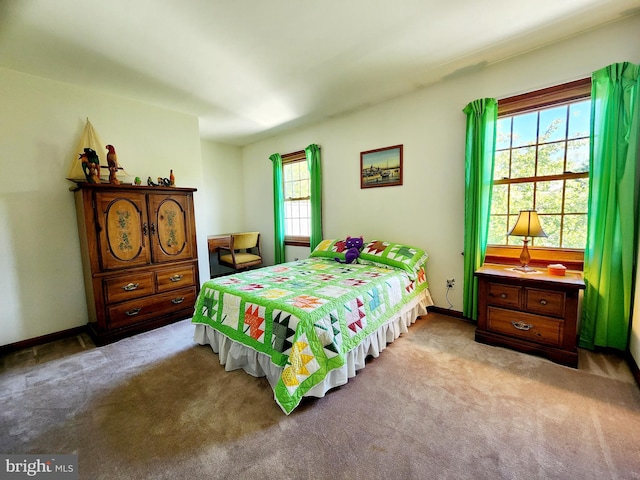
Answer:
xmin=106 ymin=145 xmax=120 ymax=185
xmin=80 ymin=148 xmax=100 ymax=184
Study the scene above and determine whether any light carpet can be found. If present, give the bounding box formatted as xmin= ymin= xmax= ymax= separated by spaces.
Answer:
xmin=1 ymin=313 xmax=639 ymax=479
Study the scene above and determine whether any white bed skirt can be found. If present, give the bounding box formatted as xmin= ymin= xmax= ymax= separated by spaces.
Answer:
xmin=193 ymin=288 xmax=433 ymax=399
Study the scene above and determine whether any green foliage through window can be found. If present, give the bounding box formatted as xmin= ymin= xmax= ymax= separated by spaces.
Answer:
xmin=488 ymin=98 xmax=590 ymax=248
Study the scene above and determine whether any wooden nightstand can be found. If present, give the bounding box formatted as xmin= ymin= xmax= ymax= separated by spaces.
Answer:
xmin=474 ymin=264 xmax=585 ymax=368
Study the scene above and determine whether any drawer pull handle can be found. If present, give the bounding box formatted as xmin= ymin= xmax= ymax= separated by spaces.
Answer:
xmin=500 ymin=293 xmax=507 ymax=299
xmin=172 ymin=297 xmax=185 ymax=304
xmin=539 ymin=299 xmax=547 ymax=305
xmin=122 ymin=282 xmax=140 ymax=291
xmin=169 ymin=274 xmax=183 ymax=282
xmin=125 ymin=307 xmax=141 ymax=316
xmin=511 ymin=321 xmax=533 ymax=331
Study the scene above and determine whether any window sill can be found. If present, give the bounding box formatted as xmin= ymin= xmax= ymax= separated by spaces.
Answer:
xmin=485 ymin=245 xmax=584 ymax=271
xmin=285 ymin=238 xmax=310 ymax=248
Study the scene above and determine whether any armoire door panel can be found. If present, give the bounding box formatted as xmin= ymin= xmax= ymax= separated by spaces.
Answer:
xmin=148 ymin=194 xmax=194 ymax=263
xmin=96 ymin=191 xmax=151 ymax=270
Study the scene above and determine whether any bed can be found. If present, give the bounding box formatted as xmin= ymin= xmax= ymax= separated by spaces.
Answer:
xmin=192 ymin=239 xmax=434 ymax=414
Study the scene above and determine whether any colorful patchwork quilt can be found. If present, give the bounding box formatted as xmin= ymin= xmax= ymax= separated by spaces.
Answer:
xmin=191 ymin=257 xmax=429 ymax=414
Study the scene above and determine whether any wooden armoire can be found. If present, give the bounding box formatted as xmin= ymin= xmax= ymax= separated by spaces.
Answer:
xmin=72 ymin=183 xmax=200 ymax=345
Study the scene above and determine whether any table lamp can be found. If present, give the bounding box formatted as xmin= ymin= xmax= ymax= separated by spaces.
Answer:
xmin=508 ymin=209 xmax=547 ymax=272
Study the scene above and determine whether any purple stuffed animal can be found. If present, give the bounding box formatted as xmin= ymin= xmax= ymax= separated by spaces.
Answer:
xmin=335 ymin=236 xmax=364 ymax=264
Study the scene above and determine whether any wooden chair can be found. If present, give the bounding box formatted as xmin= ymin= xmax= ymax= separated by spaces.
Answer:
xmin=218 ymin=232 xmax=263 ymax=271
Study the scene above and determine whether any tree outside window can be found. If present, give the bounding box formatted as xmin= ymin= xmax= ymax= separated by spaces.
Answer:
xmin=488 ymin=80 xmax=591 ymax=254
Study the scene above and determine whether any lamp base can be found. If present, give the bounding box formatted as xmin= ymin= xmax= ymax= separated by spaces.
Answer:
xmin=515 ymin=238 xmax=537 ymax=273
xmin=512 ymin=264 xmax=538 ymax=273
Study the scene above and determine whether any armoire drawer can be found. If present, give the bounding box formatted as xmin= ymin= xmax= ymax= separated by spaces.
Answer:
xmin=103 ymin=272 xmax=155 ymax=304
xmin=487 ymin=307 xmax=563 ymax=347
xmin=156 ymin=264 xmax=197 ymax=292
xmin=107 ymin=286 xmax=197 ymax=330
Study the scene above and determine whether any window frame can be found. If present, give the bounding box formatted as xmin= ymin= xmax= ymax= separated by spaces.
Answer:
xmin=485 ymin=78 xmax=591 ymax=270
xmin=281 ymin=150 xmax=311 ymax=247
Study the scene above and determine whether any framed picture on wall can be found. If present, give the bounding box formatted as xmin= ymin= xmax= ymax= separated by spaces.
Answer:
xmin=360 ymin=144 xmax=403 ymax=189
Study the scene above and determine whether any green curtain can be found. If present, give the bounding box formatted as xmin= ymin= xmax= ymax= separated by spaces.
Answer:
xmin=305 ymin=144 xmax=323 ymax=251
xmin=579 ymin=62 xmax=640 ymax=351
xmin=462 ymin=98 xmax=498 ymax=320
xmin=269 ymin=153 xmax=286 ymax=264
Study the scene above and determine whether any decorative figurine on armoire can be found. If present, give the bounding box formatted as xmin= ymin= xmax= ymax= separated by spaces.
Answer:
xmin=80 ymin=148 xmax=100 ymax=184
xmin=105 ymin=145 xmax=120 ymax=185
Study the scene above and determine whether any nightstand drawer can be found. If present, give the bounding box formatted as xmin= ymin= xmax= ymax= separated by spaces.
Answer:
xmin=487 ymin=307 xmax=562 ymax=347
xmin=525 ymin=288 xmax=565 ymax=318
xmin=487 ymin=283 xmax=521 ymax=309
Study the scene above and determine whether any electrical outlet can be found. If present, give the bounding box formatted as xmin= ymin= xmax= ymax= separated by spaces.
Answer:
xmin=446 ymin=279 xmax=455 ymax=289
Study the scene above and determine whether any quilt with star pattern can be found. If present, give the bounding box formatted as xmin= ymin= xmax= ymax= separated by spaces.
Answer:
xmin=191 ymin=256 xmax=429 ymax=414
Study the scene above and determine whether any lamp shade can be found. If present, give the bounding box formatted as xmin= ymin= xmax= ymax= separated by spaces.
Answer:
xmin=508 ymin=210 xmax=547 ymax=238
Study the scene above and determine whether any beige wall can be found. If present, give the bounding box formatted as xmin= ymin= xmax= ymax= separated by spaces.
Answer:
xmin=241 ymin=14 xmax=640 ymax=355
xmin=0 ymin=67 xmax=211 ymax=345
xmin=200 ymin=140 xmax=244 ymax=235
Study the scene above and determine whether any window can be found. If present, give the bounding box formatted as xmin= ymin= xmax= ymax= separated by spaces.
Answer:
xmin=282 ymin=151 xmax=310 ymax=246
xmin=486 ymin=79 xmax=591 ymax=268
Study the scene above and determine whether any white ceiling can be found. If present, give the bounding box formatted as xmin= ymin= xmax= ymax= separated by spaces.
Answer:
xmin=1 ymin=0 xmax=639 ymax=146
